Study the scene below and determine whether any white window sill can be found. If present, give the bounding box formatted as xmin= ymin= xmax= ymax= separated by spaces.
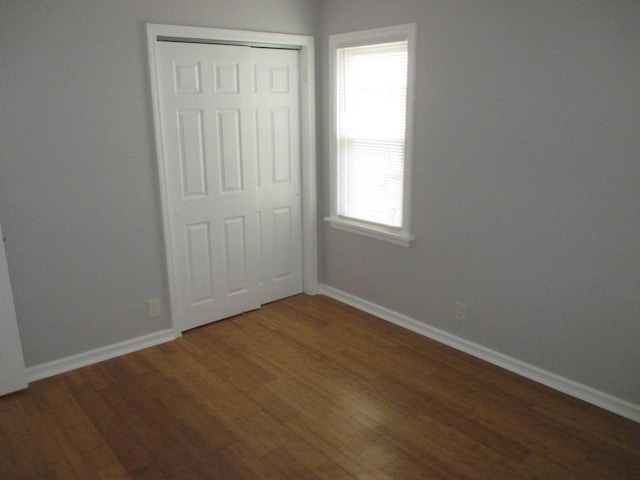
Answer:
xmin=324 ymin=216 xmax=413 ymax=247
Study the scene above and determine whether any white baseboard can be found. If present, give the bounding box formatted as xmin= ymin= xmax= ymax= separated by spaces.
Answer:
xmin=26 ymin=329 xmax=178 ymax=382
xmin=320 ymin=284 xmax=640 ymax=423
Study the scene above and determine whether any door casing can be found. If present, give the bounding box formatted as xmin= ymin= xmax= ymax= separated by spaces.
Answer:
xmin=0 ymin=222 xmax=28 ymax=396
xmin=146 ymin=23 xmax=318 ymax=336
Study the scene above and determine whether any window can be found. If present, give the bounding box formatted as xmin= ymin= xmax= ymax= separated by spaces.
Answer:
xmin=326 ymin=24 xmax=416 ymax=246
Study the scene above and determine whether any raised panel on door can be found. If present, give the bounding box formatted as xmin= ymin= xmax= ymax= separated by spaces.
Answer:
xmin=272 ymin=206 xmax=294 ymax=279
xmin=222 ymin=216 xmax=250 ymax=295
xmin=217 ymin=109 xmax=244 ymax=192
xmin=177 ymin=110 xmax=207 ymax=199
xmin=156 ymin=41 xmax=260 ymax=331
xmin=253 ymin=48 xmax=303 ymax=304
xmin=185 ymin=222 xmax=214 ymax=305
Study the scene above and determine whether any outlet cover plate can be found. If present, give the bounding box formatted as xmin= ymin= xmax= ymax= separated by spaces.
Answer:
xmin=454 ymin=302 xmax=466 ymax=321
xmin=148 ymin=298 xmax=161 ymax=318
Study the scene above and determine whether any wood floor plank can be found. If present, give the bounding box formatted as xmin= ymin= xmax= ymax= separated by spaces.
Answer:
xmin=262 ymin=448 xmax=325 ymax=480
xmin=382 ymin=455 xmax=453 ymax=480
xmin=223 ymin=442 xmax=287 ymax=480
xmin=1 ymin=294 xmax=638 ymax=479
xmin=95 ymin=462 xmax=133 ymax=480
xmin=246 ymin=410 xmax=357 ymax=480
xmin=67 ymin=382 xmax=155 ymax=474
xmin=0 ymin=398 xmax=55 ymax=478
xmin=284 ymin=413 xmax=397 ymax=480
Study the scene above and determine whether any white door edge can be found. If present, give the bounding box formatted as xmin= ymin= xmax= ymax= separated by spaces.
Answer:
xmin=0 ymin=222 xmax=28 ymax=396
xmin=146 ymin=23 xmax=318 ymax=336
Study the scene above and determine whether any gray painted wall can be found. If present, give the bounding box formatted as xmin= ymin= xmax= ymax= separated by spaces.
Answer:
xmin=320 ymin=0 xmax=640 ymax=404
xmin=0 ymin=0 xmax=317 ymax=366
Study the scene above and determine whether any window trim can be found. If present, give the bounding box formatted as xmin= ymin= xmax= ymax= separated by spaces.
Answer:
xmin=325 ymin=23 xmax=416 ymax=247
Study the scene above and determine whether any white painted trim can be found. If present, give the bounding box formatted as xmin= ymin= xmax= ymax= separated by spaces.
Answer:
xmin=26 ymin=329 xmax=177 ymax=382
xmin=325 ymin=216 xmax=414 ymax=247
xmin=0 ymin=221 xmax=28 ymax=395
xmin=320 ymin=284 xmax=640 ymax=423
xmin=146 ymin=24 xmax=319 ymax=333
xmin=298 ymin=36 xmax=319 ymax=295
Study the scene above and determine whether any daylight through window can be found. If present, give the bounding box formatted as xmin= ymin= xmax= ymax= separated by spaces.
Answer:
xmin=328 ymin=24 xmax=415 ymax=246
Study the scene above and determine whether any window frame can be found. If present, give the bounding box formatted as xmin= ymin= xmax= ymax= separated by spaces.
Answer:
xmin=326 ymin=23 xmax=416 ymax=247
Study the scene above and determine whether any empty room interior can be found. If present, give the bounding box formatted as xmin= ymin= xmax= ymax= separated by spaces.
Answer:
xmin=1 ymin=0 xmax=639 ymax=478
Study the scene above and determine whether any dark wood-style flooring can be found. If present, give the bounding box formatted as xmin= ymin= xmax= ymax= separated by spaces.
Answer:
xmin=1 ymin=294 xmax=638 ymax=479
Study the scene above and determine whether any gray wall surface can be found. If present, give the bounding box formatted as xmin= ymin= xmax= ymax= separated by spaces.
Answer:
xmin=0 ymin=0 xmax=318 ymax=366
xmin=319 ymin=0 xmax=640 ymax=404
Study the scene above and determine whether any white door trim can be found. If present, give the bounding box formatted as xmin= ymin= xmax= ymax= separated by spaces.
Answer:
xmin=146 ymin=24 xmax=318 ymax=336
xmin=0 ymin=222 xmax=28 ymax=395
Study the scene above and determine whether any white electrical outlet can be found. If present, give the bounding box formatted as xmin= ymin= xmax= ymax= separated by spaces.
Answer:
xmin=148 ymin=298 xmax=161 ymax=318
xmin=454 ymin=302 xmax=466 ymax=321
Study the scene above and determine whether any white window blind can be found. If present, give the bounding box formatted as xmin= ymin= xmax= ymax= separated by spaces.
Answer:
xmin=336 ymin=40 xmax=408 ymax=229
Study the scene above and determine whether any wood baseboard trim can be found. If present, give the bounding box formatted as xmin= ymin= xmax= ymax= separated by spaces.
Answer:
xmin=320 ymin=284 xmax=640 ymax=423
xmin=26 ymin=329 xmax=178 ymax=383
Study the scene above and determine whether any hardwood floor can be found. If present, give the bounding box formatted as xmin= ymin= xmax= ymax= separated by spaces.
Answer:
xmin=1 ymin=294 xmax=638 ymax=479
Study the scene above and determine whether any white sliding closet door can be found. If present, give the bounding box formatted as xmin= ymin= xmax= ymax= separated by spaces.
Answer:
xmin=253 ymin=48 xmax=303 ymax=304
xmin=155 ymin=41 xmax=302 ymax=331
